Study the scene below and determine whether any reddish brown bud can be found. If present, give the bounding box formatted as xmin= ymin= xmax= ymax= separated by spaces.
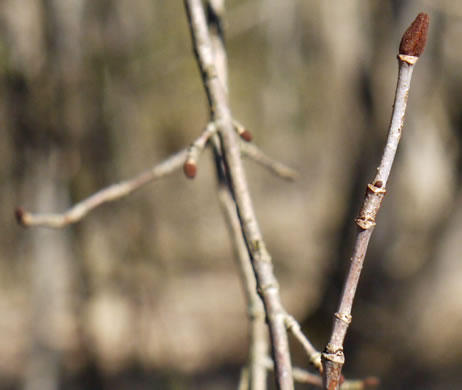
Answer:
xmin=15 ymin=207 xmax=26 ymax=226
xmin=183 ymin=160 xmax=197 ymax=179
xmin=399 ymin=12 xmax=429 ymax=57
xmin=240 ymin=129 xmax=252 ymax=142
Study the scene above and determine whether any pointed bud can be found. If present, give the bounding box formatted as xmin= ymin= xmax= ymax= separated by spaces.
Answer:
xmin=399 ymin=13 xmax=430 ymax=57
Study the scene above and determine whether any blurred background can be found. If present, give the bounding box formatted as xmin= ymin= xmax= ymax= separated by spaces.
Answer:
xmin=0 ymin=0 xmax=461 ymax=389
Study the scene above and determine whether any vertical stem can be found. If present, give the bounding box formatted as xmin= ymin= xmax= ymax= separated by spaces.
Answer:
xmin=184 ymin=1 xmax=294 ymax=388
xmin=206 ymin=2 xmax=269 ymax=388
xmin=322 ymin=55 xmax=419 ymax=390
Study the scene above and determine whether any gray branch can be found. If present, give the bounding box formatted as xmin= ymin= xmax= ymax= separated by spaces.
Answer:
xmin=183 ymin=0 xmax=294 ymax=388
xmin=322 ymin=53 xmax=423 ymax=390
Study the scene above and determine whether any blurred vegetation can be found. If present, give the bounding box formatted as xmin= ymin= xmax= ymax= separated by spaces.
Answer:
xmin=1 ymin=1 xmax=461 ymax=389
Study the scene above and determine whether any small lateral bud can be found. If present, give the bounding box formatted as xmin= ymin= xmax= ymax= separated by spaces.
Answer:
xmin=183 ymin=160 xmax=197 ymax=179
xmin=15 ymin=207 xmax=26 ymax=226
xmin=240 ymin=129 xmax=252 ymax=142
xmin=399 ymin=12 xmax=429 ymax=57
xmin=234 ymin=121 xmax=253 ymax=142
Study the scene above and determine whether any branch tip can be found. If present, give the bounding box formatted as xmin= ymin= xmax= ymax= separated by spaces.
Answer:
xmin=399 ymin=12 xmax=429 ymax=57
xmin=233 ymin=120 xmax=253 ymax=142
xmin=240 ymin=129 xmax=253 ymax=142
xmin=184 ymin=160 xmax=198 ymax=179
xmin=15 ymin=207 xmax=26 ymax=227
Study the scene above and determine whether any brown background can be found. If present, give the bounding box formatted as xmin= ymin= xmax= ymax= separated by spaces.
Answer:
xmin=1 ymin=1 xmax=461 ymax=389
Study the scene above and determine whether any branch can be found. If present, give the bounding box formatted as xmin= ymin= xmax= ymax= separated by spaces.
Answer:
xmin=184 ymin=1 xmax=294 ymax=388
xmin=215 ymin=144 xmax=268 ymax=390
xmin=322 ymin=13 xmax=430 ymax=390
xmin=16 ymin=149 xmax=187 ymax=228
xmin=241 ymin=142 xmax=298 ymax=181
xmin=284 ymin=314 xmax=322 ymax=371
xmin=184 ymin=122 xmax=217 ymax=178
xmin=206 ymin=2 xmax=268 ymax=388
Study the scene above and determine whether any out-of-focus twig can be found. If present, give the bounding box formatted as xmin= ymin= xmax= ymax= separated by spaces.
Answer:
xmin=184 ymin=122 xmax=217 ymax=178
xmin=206 ymin=1 xmax=268 ymax=389
xmin=263 ymin=356 xmax=322 ymax=386
xmin=284 ymin=314 xmax=322 ymax=371
xmin=215 ymin=141 xmax=268 ymax=390
xmin=184 ymin=0 xmax=294 ymax=388
xmin=16 ymin=149 xmax=187 ymax=228
xmin=241 ymin=142 xmax=298 ymax=181
xmin=322 ymin=13 xmax=430 ymax=390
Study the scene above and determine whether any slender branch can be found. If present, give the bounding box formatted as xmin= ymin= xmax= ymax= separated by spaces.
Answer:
xmin=263 ymin=356 xmax=322 ymax=387
xmin=184 ymin=122 xmax=217 ymax=178
xmin=238 ymin=367 xmax=250 ymax=390
xmin=322 ymin=13 xmax=430 ymax=390
xmin=206 ymin=2 xmax=268 ymax=388
xmin=16 ymin=149 xmax=187 ymax=228
xmin=184 ymin=1 xmax=294 ymax=388
xmin=284 ymin=314 xmax=322 ymax=371
xmin=241 ymin=142 xmax=298 ymax=181
xmin=215 ymin=140 xmax=268 ymax=390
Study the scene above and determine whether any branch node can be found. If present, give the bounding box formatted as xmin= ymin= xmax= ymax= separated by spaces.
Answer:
xmin=355 ymin=183 xmax=387 ymax=230
xmin=322 ymin=347 xmax=345 ymax=365
xmin=257 ymin=281 xmax=279 ymax=294
xmin=334 ymin=312 xmax=352 ymax=325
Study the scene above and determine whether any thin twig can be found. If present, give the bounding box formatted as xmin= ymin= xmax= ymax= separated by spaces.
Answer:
xmin=284 ymin=314 xmax=322 ymax=371
xmin=16 ymin=149 xmax=187 ymax=228
xmin=184 ymin=122 xmax=217 ymax=178
xmin=215 ymin=140 xmax=268 ymax=390
xmin=184 ymin=1 xmax=294 ymax=388
xmin=206 ymin=2 xmax=268 ymax=388
xmin=322 ymin=13 xmax=430 ymax=390
xmin=241 ymin=142 xmax=298 ymax=181
xmin=238 ymin=366 xmax=250 ymax=390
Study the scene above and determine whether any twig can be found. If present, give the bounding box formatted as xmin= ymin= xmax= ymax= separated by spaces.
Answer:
xmin=233 ymin=119 xmax=253 ymax=142
xmin=206 ymin=2 xmax=268 ymax=388
xmin=322 ymin=13 xmax=430 ymax=390
xmin=238 ymin=366 xmax=250 ymax=390
xmin=241 ymin=142 xmax=298 ymax=181
xmin=15 ymin=149 xmax=187 ymax=228
xmin=263 ymin=356 xmax=322 ymax=386
xmin=184 ymin=122 xmax=217 ymax=178
xmin=215 ymin=142 xmax=268 ymax=390
xmin=284 ymin=314 xmax=322 ymax=371
xmin=184 ymin=1 xmax=294 ymax=388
